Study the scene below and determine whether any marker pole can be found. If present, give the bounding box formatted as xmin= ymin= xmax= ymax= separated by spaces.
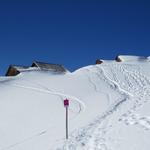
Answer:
xmin=66 ymin=106 xmax=68 ymax=140
xmin=64 ymin=99 xmax=69 ymax=140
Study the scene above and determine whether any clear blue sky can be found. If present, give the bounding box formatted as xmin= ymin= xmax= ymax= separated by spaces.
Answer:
xmin=0 ymin=0 xmax=149 ymax=75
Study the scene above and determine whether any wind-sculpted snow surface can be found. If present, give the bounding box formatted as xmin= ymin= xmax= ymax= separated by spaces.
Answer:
xmin=0 ymin=57 xmax=150 ymax=150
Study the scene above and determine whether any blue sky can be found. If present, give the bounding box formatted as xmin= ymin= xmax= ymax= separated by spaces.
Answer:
xmin=0 ymin=0 xmax=149 ymax=75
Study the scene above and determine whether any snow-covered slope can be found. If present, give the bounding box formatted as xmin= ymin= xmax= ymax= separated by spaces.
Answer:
xmin=0 ymin=56 xmax=150 ymax=150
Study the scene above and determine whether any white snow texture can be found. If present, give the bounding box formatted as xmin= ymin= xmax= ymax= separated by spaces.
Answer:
xmin=0 ymin=55 xmax=150 ymax=150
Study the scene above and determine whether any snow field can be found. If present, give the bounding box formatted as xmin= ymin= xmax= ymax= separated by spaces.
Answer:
xmin=0 ymin=56 xmax=150 ymax=150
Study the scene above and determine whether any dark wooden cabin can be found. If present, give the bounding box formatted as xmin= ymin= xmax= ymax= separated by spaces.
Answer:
xmin=5 ymin=61 xmax=68 ymax=76
xmin=115 ymin=55 xmax=122 ymax=62
xmin=31 ymin=61 xmax=67 ymax=73
xmin=5 ymin=65 xmax=30 ymax=76
xmin=95 ymin=59 xmax=103 ymax=64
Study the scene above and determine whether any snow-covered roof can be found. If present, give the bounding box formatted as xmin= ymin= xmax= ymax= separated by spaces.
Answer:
xmin=95 ymin=59 xmax=104 ymax=64
xmin=5 ymin=61 xmax=68 ymax=76
xmin=32 ymin=61 xmax=68 ymax=73
xmin=116 ymin=55 xmax=147 ymax=62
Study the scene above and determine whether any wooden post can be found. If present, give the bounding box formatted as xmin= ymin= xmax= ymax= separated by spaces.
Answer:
xmin=66 ymin=106 xmax=68 ymax=140
xmin=64 ymin=99 xmax=69 ymax=140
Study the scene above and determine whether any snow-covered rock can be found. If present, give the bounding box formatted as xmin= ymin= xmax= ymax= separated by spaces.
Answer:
xmin=0 ymin=56 xmax=150 ymax=150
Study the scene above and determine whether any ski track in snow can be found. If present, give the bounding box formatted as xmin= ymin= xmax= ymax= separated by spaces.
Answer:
xmin=108 ymin=64 xmax=150 ymax=130
xmin=86 ymin=68 xmax=100 ymax=93
xmin=1 ymin=130 xmax=47 ymax=150
xmin=12 ymin=83 xmax=86 ymax=114
xmin=119 ymin=113 xmax=150 ymax=130
xmin=86 ymin=68 xmax=111 ymax=105
xmin=22 ymin=80 xmax=84 ymax=115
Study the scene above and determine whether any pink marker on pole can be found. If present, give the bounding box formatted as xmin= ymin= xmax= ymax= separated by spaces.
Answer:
xmin=64 ymin=99 xmax=69 ymax=140
xmin=64 ymin=99 xmax=69 ymax=107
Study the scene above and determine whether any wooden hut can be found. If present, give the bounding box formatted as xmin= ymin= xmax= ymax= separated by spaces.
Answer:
xmin=95 ymin=59 xmax=103 ymax=64
xmin=5 ymin=65 xmax=30 ymax=76
xmin=5 ymin=61 xmax=68 ymax=76
xmin=31 ymin=61 xmax=67 ymax=73
xmin=115 ymin=55 xmax=122 ymax=62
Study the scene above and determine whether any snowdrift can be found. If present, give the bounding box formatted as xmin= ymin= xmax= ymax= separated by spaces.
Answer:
xmin=0 ymin=56 xmax=150 ymax=150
